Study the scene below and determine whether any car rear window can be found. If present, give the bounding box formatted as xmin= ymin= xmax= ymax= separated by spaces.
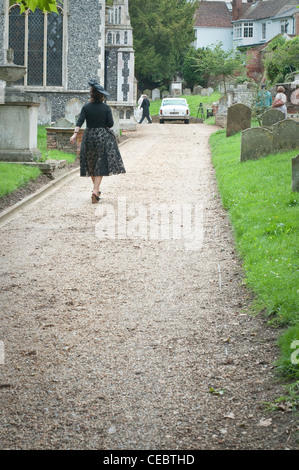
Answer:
xmin=162 ymin=100 xmax=187 ymax=106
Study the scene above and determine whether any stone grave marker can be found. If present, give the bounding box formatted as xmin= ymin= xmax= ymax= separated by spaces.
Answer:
xmin=261 ymin=109 xmax=285 ymax=130
xmin=273 ymin=119 xmax=299 ymax=154
xmin=292 ymin=155 xmax=299 ymax=192
xmin=193 ymin=85 xmax=202 ymax=95
xmin=226 ymin=103 xmax=251 ymax=137
xmin=65 ymin=98 xmax=83 ymax=125
xmin=152 ymin=88 xmax=161 ymax=101
xmin=37 ymin=97 xmax=52 ymax=125
xmin=240 ymin=127 xmax=273 ymax=161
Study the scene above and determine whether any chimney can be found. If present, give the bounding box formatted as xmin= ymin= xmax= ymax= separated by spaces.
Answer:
xmin=232 ymin=0 xmax=243 ymax=20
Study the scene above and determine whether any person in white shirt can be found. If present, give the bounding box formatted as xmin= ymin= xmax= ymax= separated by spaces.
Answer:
xmin=273 ymin=86 xmax=287 ymax=118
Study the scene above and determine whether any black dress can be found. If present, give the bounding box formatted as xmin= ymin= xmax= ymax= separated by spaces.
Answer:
xmin=76 ymin=102 xmax=126 ymax=177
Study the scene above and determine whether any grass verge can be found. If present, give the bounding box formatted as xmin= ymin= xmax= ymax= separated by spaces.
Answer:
xmin=210 ymin=129 xmax=299 ymax=389
xmin=149 ymin=92 xmax=221 ymax=122
xmin=0 ymin=126 xmax=77 ymax=199
xmin=0 ymin=163 xmax=41 ymax=198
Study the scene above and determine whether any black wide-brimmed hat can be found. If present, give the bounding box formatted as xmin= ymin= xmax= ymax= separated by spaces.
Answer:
xmin=88 ymin=78 xmax=109 ymax=96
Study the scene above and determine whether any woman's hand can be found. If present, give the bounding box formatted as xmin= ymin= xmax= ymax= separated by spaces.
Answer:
xmin=70 ymin=132 xmax=78 ymax=145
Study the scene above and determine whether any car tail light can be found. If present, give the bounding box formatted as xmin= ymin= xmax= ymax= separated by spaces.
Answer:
xmin=160 ymin=109 xmax=163 ymax=115
xmin=186 ymin=109 xmax=189 ymax=115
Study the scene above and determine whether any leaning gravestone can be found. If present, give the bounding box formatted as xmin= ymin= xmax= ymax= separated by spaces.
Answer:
xmin=292 ymin=155 xmax=299 ymax=192
xmin=240 ymin=127 xmax=273 ymax=161
xmin=226 ymin=103 xmax=251 ymax=137
xmin=261 ymin=108 xmax=285 ymax=130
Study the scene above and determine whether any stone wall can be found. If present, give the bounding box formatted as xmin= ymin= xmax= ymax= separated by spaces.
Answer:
xmin=67 ymin=0 xmax=103 ymax=91
xmin=105 ymin=48 xmax=118 ymax=101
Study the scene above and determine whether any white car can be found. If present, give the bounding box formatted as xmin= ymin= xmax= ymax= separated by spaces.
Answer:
xmin=159 ymin=98 xmax=190 ymax=124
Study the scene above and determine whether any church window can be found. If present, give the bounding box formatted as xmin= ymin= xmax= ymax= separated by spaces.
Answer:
xmin=8 ymin=4 xmax=64 ymax=87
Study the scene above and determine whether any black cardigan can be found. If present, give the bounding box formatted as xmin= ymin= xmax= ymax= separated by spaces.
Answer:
xmin=76 ymin=102 xmax=114 ymax=129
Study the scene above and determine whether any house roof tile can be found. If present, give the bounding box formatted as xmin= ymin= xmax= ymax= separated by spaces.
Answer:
xmin=194 ymin=2 xmax=233 ymax=28
xmin=236 ymin=0 xmax=299 ymax=21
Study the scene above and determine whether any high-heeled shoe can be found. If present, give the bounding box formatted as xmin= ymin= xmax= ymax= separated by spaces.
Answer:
xmin=91 ymin=193 xmax=100 ymax=203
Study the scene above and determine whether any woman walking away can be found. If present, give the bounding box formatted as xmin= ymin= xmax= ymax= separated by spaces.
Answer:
xmin=272 ymin=85 xmax=287 ymax=119
xmin=70 ymin=79 xmax=126 ymax=203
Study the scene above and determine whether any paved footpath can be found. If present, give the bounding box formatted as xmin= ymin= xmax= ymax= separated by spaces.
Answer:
xmin=0 ymin=124 xmax=297 ymax=450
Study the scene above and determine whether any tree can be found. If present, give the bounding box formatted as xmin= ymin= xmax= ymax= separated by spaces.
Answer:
xmin=10 ymin=0 xmax=58 ymax=12
xmin=264 ymin=36 xmax=299 ymax=84
xmin=181 ymin=47 xmax=207 ymax=90
xmin=194 ymin=42 xmax=243 ymax=93
xmin=129 ymin=0 xmax=198 ymax=90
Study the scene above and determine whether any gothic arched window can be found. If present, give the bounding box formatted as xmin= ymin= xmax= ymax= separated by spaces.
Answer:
xmin=8 ymin=4 xmax=64 ymax=87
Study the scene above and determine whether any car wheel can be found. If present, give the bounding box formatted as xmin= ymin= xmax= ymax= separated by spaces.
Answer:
xmin=160 ymin=119 xmax=164 ymax=124
xmin=184 ymin=119 xmax=189 ymax=124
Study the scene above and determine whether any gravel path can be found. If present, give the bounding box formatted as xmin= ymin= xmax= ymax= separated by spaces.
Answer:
xmin=0 ymin=123 xmax=297 ymax=450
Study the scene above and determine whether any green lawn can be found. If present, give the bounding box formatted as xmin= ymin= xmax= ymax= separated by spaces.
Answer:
xmin=149 ymin=92 xmax=221 ymax=122
xmin=0 ymin=126 xmax=77 ymax=199
xmin=0 ymin=163 xmax=41 ymax=198
xmin=210 ymin=129 xmax=299 ymax=384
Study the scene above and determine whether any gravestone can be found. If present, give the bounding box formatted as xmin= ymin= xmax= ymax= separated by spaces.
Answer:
xmin=65 ymin=98 xmax=83 ymax=125
xmin=183 ymin=88 xmax=192 ymax=95
xmin=292 ymin=155 xmax=299 ymax=192
xmin=218 ymin=95 xmax=228 ymax=115
xmin=272 ymin=119 xmax=299 ymax=154
xmin=193 ymin=85 xmax=202 ymax=95
xmin=51 ymin=117 xmax=73 ymax=128
xmin=38 ymin=97 xmax=52 ymax=125
xmin=152 ymin=88 xmax=161 ymax=101
xmin=226 ymin=103 xmax=251 ymax=137
xmin=261 ymin=108 xmax=285 ymax=130
xmin=240 ymin=127 xmax=273 ymax=161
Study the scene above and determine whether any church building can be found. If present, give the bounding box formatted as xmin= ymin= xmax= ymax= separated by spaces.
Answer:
xmin=0 ymin=0 xmax=136 ymax=125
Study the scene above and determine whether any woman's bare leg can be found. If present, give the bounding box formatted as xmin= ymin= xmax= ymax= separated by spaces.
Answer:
xmin=92 ymin=176 xmax=103 ymax=195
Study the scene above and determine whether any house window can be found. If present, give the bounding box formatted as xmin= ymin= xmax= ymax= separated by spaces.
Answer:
xmin=8 ymin=4 xmax=64 ymax=87
xmin=261 ymin=23 xmax=266 ymax=40
xmin=244 ymin=22 xmax=253 ymax=38
xmin=281 ymin=20 xmax=289 ymax=34
xmin=233 ymin=23 xmax=242 ymax=39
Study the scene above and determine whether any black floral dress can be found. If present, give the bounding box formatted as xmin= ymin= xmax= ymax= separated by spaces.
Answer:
xmin=76 ymin=102 xmax=126 ymax=177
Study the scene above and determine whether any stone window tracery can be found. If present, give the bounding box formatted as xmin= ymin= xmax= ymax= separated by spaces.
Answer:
xmin=8 ymin=3 xmax=64 ymax=87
